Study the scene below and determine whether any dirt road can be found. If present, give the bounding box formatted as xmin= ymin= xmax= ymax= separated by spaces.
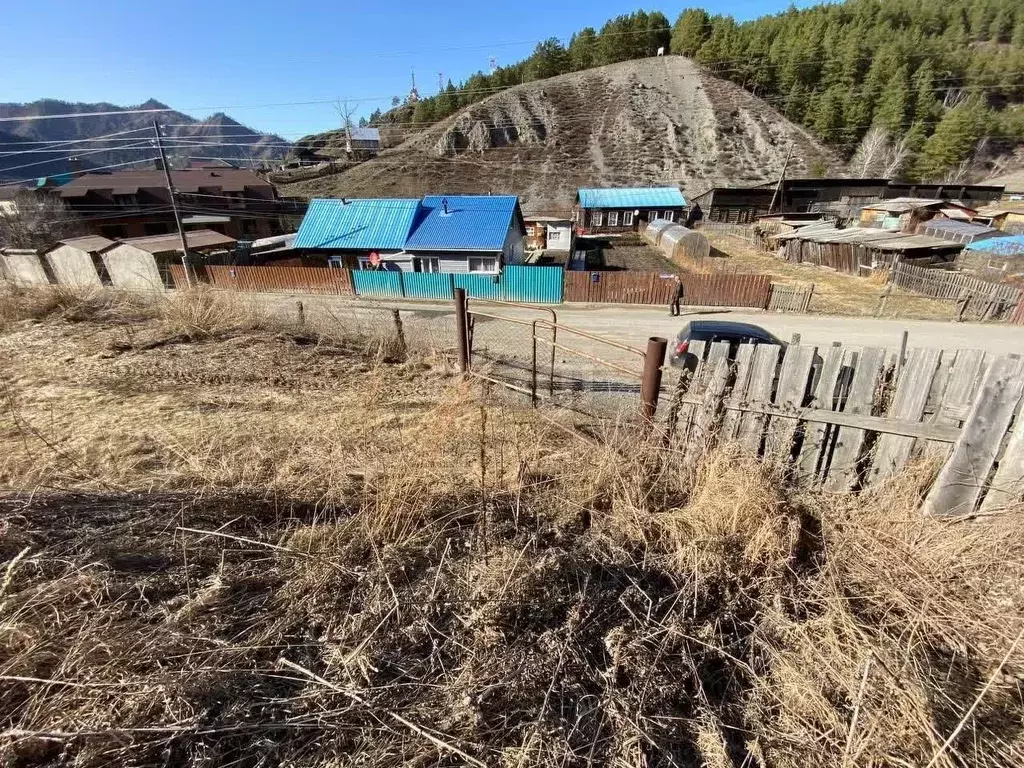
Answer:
xmin=255 ymin=293 xmax=1024 ymax=356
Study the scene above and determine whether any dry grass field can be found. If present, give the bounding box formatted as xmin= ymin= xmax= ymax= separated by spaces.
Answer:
xmin=2 ymin=286 xmax=1024 ymax=767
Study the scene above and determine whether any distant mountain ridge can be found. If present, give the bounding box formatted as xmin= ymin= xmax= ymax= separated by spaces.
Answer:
xmin=0 ymin=99 xmax=290 ymax=181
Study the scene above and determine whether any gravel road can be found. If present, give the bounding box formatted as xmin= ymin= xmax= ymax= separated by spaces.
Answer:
xmin=254 ymin=293 xmax=1024 ymax=357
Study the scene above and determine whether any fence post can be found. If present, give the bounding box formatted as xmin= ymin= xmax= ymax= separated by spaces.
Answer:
xmin=530 ymin=320 xmax=538 ymax=408
xmin=296 ymin=301 xmax=305 ymax=327
xmin=640 ymin=336 xmax=668 ymax=423
xmin=454 ymin=287 xmax=469 ymax=375
xmin=391 ymin=309 xmax=407 ymax=360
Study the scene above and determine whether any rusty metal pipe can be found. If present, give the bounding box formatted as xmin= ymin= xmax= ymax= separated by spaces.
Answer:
xmin=641 ymin=337 xmax=668 ymax=423
xmin=454 ymin=288 xmax=469 ymax=374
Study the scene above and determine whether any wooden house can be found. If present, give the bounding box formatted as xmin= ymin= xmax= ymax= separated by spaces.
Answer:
xmin=574 ymin=187 xmax=688 ymax=234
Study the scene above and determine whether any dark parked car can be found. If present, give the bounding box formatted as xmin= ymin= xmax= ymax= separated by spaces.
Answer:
xmin=669 ymin=320 xmax=784 ymax=368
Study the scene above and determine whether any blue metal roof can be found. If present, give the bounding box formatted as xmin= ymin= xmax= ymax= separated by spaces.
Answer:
xmin=405 ymin=195 xmax=520 ymax=252
xmin=293 ymin=198 xmax=421 ymax=250
xmin=965 ymin=234 xmax=1024 ymax=257
xmin=576 ymin=187 xmax=687 ymax=209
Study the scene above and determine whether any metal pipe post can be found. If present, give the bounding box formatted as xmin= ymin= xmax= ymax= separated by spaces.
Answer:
xmin=454 ymin=288 xmax=469 ymax=374
xmin=531 ymin=320 xmax=538 ymax=408
xmin=640 ymin=336 xmax=668 ymax=423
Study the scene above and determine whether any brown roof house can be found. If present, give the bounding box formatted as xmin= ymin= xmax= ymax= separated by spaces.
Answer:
xmin=56 ymin=166 xmax=300 ymax=241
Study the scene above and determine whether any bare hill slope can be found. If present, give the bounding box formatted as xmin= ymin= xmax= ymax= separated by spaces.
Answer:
xmin=283 ymin=57 xmax=841 ymax=210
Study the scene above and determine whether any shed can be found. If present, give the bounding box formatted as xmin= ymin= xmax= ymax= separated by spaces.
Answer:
xmin=960 ymin=235 xmax=1024 ymax=276
xmin=778 ymin=225 xmax=963 ymax=274
xmin=658 ymin=225 xmax=710 ymax=267
xmin=0 ymin=249 xmax=50 ymax=285
xmin=122 ymin=229 xmax=237 ymax=257
xmin=45 ymin=235 xmax=115 ymax=287
xmin=574 ymin=187 xmax=688 ymax=234
xmin=346 ymin=127 xmax=381 ymax=156
xmin=859 ymin=198 xmax=976 ymax=233
xmin=524 ymin=216 xmax=573 ymax=252
xmin=973 ymin=203 xmax=1024 ymax=235
xmin=100 ymin=243 xmax=168 ymax=291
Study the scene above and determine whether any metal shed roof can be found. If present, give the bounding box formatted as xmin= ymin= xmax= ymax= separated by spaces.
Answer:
xmin=964 ymin=235 xmax=1024 ymax=257
xmin=780 ymin=225 xmax=962 ymax=251
xmin=576 ymin=187 xmax=687 ymax=209
xmin=122 ymin=229 xmax=237 ymax=254
xmin=57 ymin=235 xmax=115 ymax=252
xmin=293 ymin=198 xmax=422 ymax=250
xmin=921 ymin=219 xmax=1004 ymax=241
xmin=405 ymin=195 xmax=520 ymax=252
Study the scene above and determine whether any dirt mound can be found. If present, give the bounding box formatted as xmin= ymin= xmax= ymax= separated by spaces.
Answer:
xmin=283 ymin=57 xmax=841 ymax=210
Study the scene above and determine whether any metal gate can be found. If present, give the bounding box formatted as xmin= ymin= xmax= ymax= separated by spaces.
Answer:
xmin=459 ymin=294 xmax=665 ymax=419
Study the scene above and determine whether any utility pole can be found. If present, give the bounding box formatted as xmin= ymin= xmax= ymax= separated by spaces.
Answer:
xmin=768 ymin=143 xmax=794 ymax=216
xmin=152 ymin=119 xmax=192 ymax=287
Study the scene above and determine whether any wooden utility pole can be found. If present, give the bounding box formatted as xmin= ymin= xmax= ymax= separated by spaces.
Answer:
xmin=152 ymin=120 xmax=192 ymax=287
xmin=768 ymin=143 xmax=794 ymax=215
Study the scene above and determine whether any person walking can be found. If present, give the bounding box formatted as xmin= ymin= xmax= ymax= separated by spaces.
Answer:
xmin=669 ymin=274 xmax=684 ymax=317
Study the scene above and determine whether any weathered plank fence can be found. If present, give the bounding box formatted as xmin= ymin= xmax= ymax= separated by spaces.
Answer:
xmin=664 ymin=341 xmax=1024 ymax=517
xmin=766 ymin=283 xmax=814 ymax=313
xmin=890 ymin=260 xmax=1021 ymax=320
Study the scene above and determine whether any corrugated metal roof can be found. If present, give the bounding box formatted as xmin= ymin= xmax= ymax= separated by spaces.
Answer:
xmin=58 ymin=235 xmax=115 ymax=252
xmin=921 ymin=219 xmax=1003 ymax=239
xmin=862 ymin=197 xmax=945 ymax=213
xmin=58 ymin=169 xmax=271 ymax=196
xmin=122 ymin=229 xmax=237 ymax=254
xmin=293 ymin=198 xmax=421 ymax=250
xmin=406 ymin=195 xmax=520 ymax=252
xmin=965 ymin=235 xmax=1024 ymax=257
xmin=781 ymin=225 xmax=963 ymax=251
xmin=577 ymin=187 xmax=687 ymax=209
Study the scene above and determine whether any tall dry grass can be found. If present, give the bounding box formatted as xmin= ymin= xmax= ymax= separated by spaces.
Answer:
xmin=0 ymin=286 xmax=1022 ymax=766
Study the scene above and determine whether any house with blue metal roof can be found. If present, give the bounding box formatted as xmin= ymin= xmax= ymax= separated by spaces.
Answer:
xmin=574 ymin=187 xmax=688 ymax=234
xmin=404 ymin=195 xmax=525 ymax=274
xmin=292 ymin=194 xmax=526 ymax=274
xmin=293 ymin=198 xmax=423 ymax=269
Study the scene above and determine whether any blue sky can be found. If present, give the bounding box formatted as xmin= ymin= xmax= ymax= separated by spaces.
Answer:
xmin=2 ymin=0 xmax=821 ymax=138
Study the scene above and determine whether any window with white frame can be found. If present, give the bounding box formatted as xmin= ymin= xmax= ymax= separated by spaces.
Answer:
xmin=607 ymin=211 xmax=619 ymax=227
xmin=547 ymin=229 xmax=561 ymax=242
xmin=622 ymin=211 xmax=635 ymax=226
xmin=468 ymin=257 xmax=497 ymax=273
xmin=357 ymin=257 xmax=373 ymax=270
xmin=663 ymin=210 xmax=675 ymax=222
xmin=417 ymin=257 xmax=440 ymax=273
xmin=592 ymin=211 xmax=604 ymax=227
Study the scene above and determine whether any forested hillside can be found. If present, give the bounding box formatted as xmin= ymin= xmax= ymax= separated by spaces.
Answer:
xmin=379 ymin=0 xmax=1024 ymax=182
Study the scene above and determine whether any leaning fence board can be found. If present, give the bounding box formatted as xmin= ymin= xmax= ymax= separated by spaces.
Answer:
xmin=823 ymin=347 xmax=887 ymax=491
xmin=670 ymin=340 xmax=706 ymax=446
xmin=683 ymin=343 xmax=733 ymax=466
xmin=765 ymin=344 xmax=817 ymax=460
xmin=721 ymin=344 xmax=756 ymax=441
xmin=925 ymin=349 xmax=986 ymax=459
xmin=923 ymin=356 xmax=1024 ymax=517
xmin=867 ymin=348 xmax=942 ymax=485
xmin=979 ymin=395 xmax=1024 ymax=514
xmin=677 ymin=342 xmax=727 ymax=449
xmin=796 ymin=344 xmax=847 ymax=484
xmin=736 ymin=344 xmax=781 ymax=454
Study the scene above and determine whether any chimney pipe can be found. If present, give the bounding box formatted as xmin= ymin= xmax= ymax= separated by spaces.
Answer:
xmin=154 ymin=157 xmax=165 ymax=172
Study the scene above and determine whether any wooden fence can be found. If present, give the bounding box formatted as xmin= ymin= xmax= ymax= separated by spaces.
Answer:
xmin=1012 ymin=296 xmax=1024 ymax=326
xmin=667 ymin=340 xmax=1024 ymax=516
xmin=891 ymin=260 xmax=1021 ymax=304
xmin=563 ymin=271 xmax=772 ymax=308
xmin=171 ymin=264 xmax=354 ymax=295
xmin=766 ymin=282 xmax=814 ymax=313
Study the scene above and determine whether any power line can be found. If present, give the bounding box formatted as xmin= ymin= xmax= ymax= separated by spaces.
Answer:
xmin=0 ymin=157 xmax=163 ymax=188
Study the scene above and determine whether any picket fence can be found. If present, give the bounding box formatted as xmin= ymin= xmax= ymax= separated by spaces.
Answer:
xmin=666 ymin=340 xmax=1024 ymax=516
